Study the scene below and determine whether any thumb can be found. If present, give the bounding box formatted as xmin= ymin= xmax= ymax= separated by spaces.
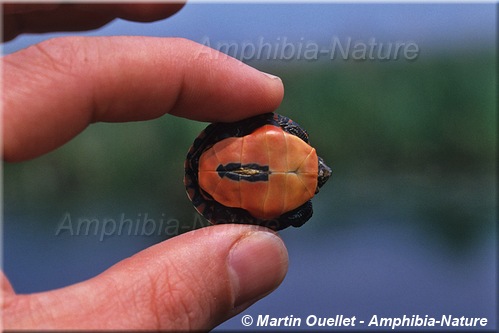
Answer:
xmin=2 ymin=225 xmax=288 ymax=330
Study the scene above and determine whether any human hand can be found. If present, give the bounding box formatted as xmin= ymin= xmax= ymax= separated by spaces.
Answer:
xmin=2 ymin=4 xmax=288 ymax=330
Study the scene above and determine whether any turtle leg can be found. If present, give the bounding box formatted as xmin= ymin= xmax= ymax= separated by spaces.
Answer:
xmin=275 ymin=113 xmax=310 ymax=143
xmin=275 ymin=200 xmax=313 ymax=230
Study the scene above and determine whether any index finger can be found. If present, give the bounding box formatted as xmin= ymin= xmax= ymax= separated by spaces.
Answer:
xmin=3 ymin=3 xmax=186 ymax=41
xmin=2 ymin=37 xmax=284 ymax=162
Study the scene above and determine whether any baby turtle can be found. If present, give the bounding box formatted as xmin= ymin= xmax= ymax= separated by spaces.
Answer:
xmin=184 ymin=112 xmax=331 ymax=230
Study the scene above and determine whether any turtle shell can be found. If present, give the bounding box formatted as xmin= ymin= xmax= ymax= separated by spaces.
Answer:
xmin=184 ymin=112 xmax=331 ymax=231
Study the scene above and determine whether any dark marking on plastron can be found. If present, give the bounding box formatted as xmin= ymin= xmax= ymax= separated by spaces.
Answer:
xmin=216 ymin=163 xmax=270 ymax=182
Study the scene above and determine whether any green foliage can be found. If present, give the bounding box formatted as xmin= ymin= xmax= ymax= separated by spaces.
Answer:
xmin=275 ymin=54 xmax=495 ymax=174
xmin=4 ymin=52 xmax=496 ymax=246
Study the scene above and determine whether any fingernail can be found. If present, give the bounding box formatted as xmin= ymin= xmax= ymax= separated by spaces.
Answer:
xmin=228 ymin=229 xmax=288 ymax=308
xmin=261 ymin=71 xmax=282 ymax=81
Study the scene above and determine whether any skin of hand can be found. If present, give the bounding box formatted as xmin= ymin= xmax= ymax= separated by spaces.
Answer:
xmin=2 ymin=4 xmax=288 ymax=330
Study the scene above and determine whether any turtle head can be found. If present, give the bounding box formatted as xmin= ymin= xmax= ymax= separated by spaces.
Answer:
xmin=316 ymin=156 xmax=332 ymax=193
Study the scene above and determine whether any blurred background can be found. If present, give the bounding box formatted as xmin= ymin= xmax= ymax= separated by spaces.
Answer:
xmin=3 ymin=3 xmax=496 ymax=331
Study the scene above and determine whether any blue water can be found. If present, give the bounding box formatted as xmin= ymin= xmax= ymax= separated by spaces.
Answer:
xmin=218 ymin=224 xmax=496 ymax=331
xmin=4 ymin=205 xmax=496 ymax=331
